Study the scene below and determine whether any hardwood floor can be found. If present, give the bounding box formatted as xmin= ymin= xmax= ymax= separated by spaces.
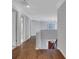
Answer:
xmin=12 ymin=36 xmax=65 ymax=59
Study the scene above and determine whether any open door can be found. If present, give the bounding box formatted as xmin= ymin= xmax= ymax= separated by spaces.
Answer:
xmin=48 ymin=41 xmax=55 ymax=49
xmin=48 ymin=40 xmax=57 ymax=49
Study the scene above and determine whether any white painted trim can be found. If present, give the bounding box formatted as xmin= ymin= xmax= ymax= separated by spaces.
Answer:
xmin=58 ymin=48 xmax=66 ymax=57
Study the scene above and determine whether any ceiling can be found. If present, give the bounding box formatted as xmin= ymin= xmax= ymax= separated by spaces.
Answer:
xmin=13 ymin=0 xmax=65 ymax=21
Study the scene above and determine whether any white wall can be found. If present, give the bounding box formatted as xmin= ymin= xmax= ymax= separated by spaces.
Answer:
xmin=36 ymin=30 xmax=57 ymax=49
xmin=40 ymin=21 xmax=57 ymax=30
xmin=12 ymin=9 xmax=31 ymax=48
xmin=30 ymin=20 xmax=41 ymax=36
xmin=36 ymin=32 xmax=41 ymax=49
xmin=57 ymin=1 xmax=66 ymax=56
xmin=16 ymin=11 xmax=21 ymax=46
xmin=31 ymin=20 xmax=57 ymax=36
xmin=17 ymin=14 xmax=31 ymax=45
xmin=12 ymin=9 xmax=17 ymax=48
xmin=12 ymin=9 xmax=21 ymax=47
xmin=22 ymin=15 xmax=31 ymax=42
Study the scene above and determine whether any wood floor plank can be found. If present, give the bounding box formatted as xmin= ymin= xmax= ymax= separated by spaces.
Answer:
xmin=12 ymin=36 xmax=65 ymax=59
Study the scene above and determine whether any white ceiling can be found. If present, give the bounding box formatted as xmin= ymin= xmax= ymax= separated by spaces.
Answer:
xmin=13 ymin=0 xmax=65 ymax=21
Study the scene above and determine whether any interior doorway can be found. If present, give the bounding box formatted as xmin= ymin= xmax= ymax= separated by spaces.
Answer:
xmin=48 ymin=39 xmax=57 ymax=49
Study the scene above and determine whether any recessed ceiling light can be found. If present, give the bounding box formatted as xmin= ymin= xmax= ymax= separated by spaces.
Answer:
xmin=26 ymin=5 xmax=30 ymax=8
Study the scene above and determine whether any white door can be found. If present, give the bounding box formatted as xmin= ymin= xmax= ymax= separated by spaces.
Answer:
xmin=21 ymin=17 xmax=24 ymax=44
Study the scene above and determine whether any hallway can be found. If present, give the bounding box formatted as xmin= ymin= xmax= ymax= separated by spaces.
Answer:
xmin=13 ymin=36 xmax=65 ymax=59
xmin=12 ymin=0 xmax=66 ymax=58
